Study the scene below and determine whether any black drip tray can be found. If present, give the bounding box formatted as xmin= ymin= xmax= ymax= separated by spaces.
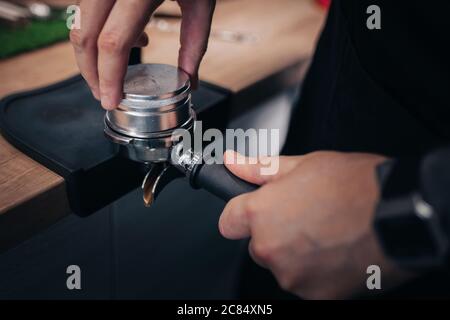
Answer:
xmin=0 ymin=75 xmax=230 ymax=216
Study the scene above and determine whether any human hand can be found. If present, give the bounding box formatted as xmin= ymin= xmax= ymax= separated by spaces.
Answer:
xmin=70 ymin=0 xmax=215 ymax=109
xmin=220 ymin=150 xmax=410 ymax=299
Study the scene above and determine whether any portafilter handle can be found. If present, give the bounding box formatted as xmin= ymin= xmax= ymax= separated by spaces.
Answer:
xmin=190 ymin=162 xmax=258 ymax=201
xmin=173 ymin=146 xmax=259 ymax=202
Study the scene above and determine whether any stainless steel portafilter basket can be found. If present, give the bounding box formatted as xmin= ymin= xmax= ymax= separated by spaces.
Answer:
xmin=104 ymin=63 xmax=256 ymax=206
xmin=104 ymin=64 xmax=195 ymax=163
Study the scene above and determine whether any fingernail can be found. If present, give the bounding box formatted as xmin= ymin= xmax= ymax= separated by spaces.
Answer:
xmin=224 ymin=150 xmax=238 ymax=165
xmin=235 ymin=152 xmax=247 ymax=165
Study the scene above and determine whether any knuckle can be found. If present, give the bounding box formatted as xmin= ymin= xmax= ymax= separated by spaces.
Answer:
xmin=274 ymin=260 xmax=305 ymax=294
xmin=69 ymin=29 xmax=81 ymax=46
xmin=98 ymin=76 xmax=116 ymax=89
xmin=98 ymin=31 xmax=127 ymax=54
xmin=251 ymin=241 xmax=275 ymax=265
xmin=276 ymin=273 xmax=297 ymax=293
xmin=309 ymin=150 xmax=338 ymax=160
xmin=308 ymin=151 xmax=326 ymax=159
xmin=70 ymin=30 xmax=95 ymax=50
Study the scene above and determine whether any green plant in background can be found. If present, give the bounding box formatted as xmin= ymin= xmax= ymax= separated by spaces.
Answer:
xmin=0 ymin=10 xmax=69 ymax=59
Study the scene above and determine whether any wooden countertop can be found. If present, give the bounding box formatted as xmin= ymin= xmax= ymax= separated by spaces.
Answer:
xmin=0 ymin=0 xmax=326 ymax=252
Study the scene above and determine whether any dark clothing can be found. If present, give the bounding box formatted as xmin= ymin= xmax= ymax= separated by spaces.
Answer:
xmin=285 ymin=0 xmax=450 ymax=156
xmin=283 ymin=0 xmax=450 ymax=297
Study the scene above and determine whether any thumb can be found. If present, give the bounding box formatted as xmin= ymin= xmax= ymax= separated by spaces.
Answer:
xmin=223 ymin=150 xmax=299 ymax=186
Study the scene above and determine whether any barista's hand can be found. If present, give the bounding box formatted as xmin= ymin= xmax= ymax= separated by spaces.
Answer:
xmin=70 ymin=0 xmax=215 ymax=109
xmin=220 ymin=151 xmax=410 ymax=299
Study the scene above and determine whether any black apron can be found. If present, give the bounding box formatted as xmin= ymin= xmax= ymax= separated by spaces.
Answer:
xmin=280 ymin=0 xmax=450 ymax=298
xmin=284 ymin=0 xmax=450 ymax=157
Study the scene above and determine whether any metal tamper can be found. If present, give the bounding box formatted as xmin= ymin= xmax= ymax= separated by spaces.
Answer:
xmin=104 ymin=63 xmax=257 ymax=206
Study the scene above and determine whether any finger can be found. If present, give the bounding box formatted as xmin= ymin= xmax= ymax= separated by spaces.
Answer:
xmin=178 ymin=0 xmax=215 ymax=89
xmin=248 ymin=239 xmax=270 ymax=269
xmin=219 ymin=192 xmax=254 ymax=240
xmin=97 ymin=0 xmax=163 ymax=109
xmin=223 ymin=150 xmax=299 ymax=185
xmin=70 ymin=0 xmax=116 ymax=100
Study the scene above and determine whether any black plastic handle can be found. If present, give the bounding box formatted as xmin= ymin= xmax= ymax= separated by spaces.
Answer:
xmin=191 ymin=163 xmax=258 ymax=202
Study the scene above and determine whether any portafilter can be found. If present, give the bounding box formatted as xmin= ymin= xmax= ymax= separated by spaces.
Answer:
xmin=104 ymin=63 xmax=257 ymax=206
